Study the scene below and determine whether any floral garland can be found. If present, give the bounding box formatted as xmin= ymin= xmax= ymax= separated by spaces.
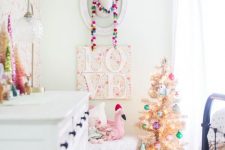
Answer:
xmin=91 ymin=0 xmax=119 ymax=51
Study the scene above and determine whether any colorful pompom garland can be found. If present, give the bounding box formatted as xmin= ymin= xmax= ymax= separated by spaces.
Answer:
xmin=91 ymin=0 xmax=119 ymax=51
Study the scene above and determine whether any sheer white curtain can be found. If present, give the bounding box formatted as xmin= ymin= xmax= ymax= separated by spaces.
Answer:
xmin=203 ymin=0 xmax=225 ymax=111
xmin=173 ymin=0 xmax=225 ymax=149
xmin=173 ymin=0 xmax=206 ymax=149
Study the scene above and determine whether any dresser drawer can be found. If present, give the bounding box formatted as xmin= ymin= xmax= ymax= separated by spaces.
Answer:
xmin=0 ymin=91 xmax=89 ymax=150
xmin=58 ymin=104 xmax=89 ymax=150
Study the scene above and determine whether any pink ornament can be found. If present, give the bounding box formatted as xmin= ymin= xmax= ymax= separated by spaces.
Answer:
xmin=167 ymin=134 xmax=173 ymax=141
xmin=169 ymin=73 xmax=175 ymax=80
xmin=153 ymin=122 xmax=160 ymax=130
xmin=154 ymin=142 xmax=161 ymax=149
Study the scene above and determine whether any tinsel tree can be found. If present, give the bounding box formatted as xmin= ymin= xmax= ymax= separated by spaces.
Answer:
xmin=15 ymin=47 xmax=25 ymax=94
xmin=137 ymin=59 xmax=185 ymax=150
xmin=0 ymin=24 xmax=9 ymax=64
xmin=4 ymin=44 xmax=12 ymax=73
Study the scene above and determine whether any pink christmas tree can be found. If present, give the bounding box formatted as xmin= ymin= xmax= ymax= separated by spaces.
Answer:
xmin=15 ymin=47 xmax=25 ymax=94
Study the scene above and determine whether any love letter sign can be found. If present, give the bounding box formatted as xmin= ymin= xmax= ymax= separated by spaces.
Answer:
xmin=76 ymin=46 xmax=131 ymax=100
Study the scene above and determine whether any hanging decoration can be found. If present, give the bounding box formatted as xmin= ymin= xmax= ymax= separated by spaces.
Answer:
xmin=91 ymin=0 xmax=119 ymax=50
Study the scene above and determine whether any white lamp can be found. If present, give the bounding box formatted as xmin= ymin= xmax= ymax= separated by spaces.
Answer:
xmin=15 ymin=0 xmax=43 ymax=87
xmin=16 ymin=0 xmax=43 ymax=42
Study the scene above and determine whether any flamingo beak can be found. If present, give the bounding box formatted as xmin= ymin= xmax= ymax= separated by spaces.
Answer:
xmin=121 ymin=114 xmax=126 ymax=120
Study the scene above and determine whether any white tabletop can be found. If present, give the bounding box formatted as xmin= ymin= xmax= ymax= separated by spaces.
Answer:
xmin=0 ymin=91 xmax=89 ymax=121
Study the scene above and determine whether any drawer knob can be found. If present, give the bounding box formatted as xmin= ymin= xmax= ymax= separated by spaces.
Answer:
xmin=85 ymin=111 xmax=89 ymax=115
xmin=76 ymin=122 xmax=82 ymax=128
xmin=81 ymin=116 xmax=86 ymax=121
xmin=69 ymin=130 xmax=76 ymax=137
xmin=60 ymin=142 xmax=68 ymax=149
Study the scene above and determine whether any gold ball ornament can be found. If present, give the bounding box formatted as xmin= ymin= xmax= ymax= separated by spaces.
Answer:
xmin=163 ymin=109 xmax=168 ymax=115
xmin=145 ymin=114 xmax=150 ymax=119
xmin=147 ymin=147 xmax=154 ymax=150
xmin=149 ymin=90 xmax=157 ymax=98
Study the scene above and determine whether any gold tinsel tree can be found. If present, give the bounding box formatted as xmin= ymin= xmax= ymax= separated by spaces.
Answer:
xmin=137 ymin=59 xmax=185 ymax=150
xmin=0 ymin=24 xmax=9 ymax=64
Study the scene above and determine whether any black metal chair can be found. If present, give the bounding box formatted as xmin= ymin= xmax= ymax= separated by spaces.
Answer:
xmin=201 ymin=93 xmax=225 ymax=150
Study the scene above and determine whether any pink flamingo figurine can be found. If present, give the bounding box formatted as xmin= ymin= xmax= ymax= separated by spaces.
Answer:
xmin=105 ymin=104 xmax=126 ymax=141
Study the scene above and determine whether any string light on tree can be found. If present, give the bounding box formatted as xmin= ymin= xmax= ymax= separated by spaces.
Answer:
xmin=137 ymin=58 xmax=185 ymax=150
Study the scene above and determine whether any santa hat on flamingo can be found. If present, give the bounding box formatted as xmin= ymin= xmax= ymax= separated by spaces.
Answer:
xmin=115 ymin=104 xmax=122 ymax=111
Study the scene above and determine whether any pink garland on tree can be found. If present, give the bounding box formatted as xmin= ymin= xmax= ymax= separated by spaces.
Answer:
xmin=7 ymin=14 xmax=16 ymax=82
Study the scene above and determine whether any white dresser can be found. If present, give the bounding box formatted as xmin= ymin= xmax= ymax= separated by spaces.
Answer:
xmin=0 ymin=91 xmax=89 ymax=150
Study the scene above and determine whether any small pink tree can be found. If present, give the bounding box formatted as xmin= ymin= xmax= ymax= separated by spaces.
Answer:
xmin=15 ymin=47 xmax=25 ymax=94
